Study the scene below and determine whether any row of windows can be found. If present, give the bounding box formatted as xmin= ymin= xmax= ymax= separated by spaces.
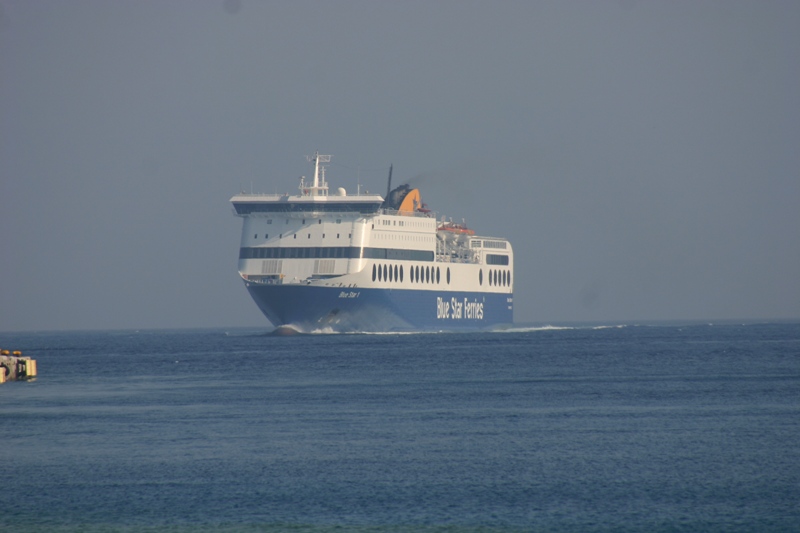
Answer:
xmin=371 ymin=263 xmax=512 ymax=289
xmin=372 ymin=264 xmax=450 ymax=285
xmin=487 ymin=269 xmax=512 ymax=287
xmin=486 ymin=254 xmax=510 ymax=265
xmin=240 ymin=246 xmax=435 ymax=261
xmin=478 ymin=268 xmax=512 ymax=287
xmin=254 ymin=233 xmax=350 ymax=240
xmin=233 ymin=202 xmax=381 ymax=215
xmin=263 ymin=218 xmax=342 ymax=225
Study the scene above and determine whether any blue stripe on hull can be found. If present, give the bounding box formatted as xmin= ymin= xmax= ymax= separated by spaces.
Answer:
xmin=244 ymin=283 xmax=513 ymax=332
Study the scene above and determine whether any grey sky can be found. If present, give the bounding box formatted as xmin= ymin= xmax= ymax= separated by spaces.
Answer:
xmin=1 ymin=0 xmax=798 ymax=331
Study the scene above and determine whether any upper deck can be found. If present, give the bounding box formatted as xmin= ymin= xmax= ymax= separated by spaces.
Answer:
xmin=232 ymin=151 xmax=388 ymax=216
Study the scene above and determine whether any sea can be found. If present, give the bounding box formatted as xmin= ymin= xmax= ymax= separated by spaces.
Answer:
xmin=1 ymin=322 xmax=799 ymax=532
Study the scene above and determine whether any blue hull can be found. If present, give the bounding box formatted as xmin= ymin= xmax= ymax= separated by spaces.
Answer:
xmin=245 ymin=283 xmax=513 ymax=332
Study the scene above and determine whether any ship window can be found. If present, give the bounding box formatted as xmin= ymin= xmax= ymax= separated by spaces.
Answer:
xmin=508 ymin=271 xmax=512 ymax=286
xmin=495 ymin=270 xmax=499 ymax=286
xmin=489 ymin=270 xmax=493 ymax=286
xmin=293 ymin=234 xmax=297 ymax=239
xmin=389 ymin=264 xmax=394 ymax=282
xmin=503 ymin=270 xmax=507 ymax=286
xmin=447 ymin=267 xmax=450 ymax=284
xmin=383 ymin=264 xmax=388 ymax=282
xmin=372 ymin=264 xmax=376 ymax=281
xmin=479 ymin=270 xmax=483 ymax=285
xmin=378 ymin=264 xmax=382 ymax=281
xmin=265 ymin=234 xmax=268 ymax=239
xmin=302 ymin=219 xmax=305 ymax=224
xmin=417 ymin=266 xmax=421 ymax=282
xmin=486 ymin=254 xmax=509 ymax=265
xmin=400 ymin=265 xmax=404 ymax=282
xmin=254 ymin=234 xmax=258 ymax=239
xmin=425 ymin=266 xmax=430 ymax=283
xmin=308 ymin=234 xmax=311 ymax=239
xmin=322 ymin=234 xmax=325 ymax=238
xmin=318 ymin=219 xmax=321 ymax=224
xmin=436 ymin=267 xmax=440 ymax=284
xmin=394 ymin=265 xmax=398 ymax=282
xmin=337 ymin=234 xmax=340 ymax=238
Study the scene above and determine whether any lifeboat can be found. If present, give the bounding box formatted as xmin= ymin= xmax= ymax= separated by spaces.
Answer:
xmin=437 ymin=221 xmax=475 ymax=235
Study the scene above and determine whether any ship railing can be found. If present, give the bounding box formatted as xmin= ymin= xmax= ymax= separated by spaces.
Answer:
xmin=378 ymin=208 xmax=435 ymax=218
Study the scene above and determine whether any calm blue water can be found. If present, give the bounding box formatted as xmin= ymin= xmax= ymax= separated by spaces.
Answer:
xmin=1 ymin=323 xmax=799 ymax=532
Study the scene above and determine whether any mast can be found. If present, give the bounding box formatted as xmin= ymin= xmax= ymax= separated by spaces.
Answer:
xmin=302 ymin=151 xmax=331 ymax=196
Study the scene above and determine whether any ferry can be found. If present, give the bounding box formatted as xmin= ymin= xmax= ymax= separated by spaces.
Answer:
xmin=231 ymin=153 xmax=513 ymax=332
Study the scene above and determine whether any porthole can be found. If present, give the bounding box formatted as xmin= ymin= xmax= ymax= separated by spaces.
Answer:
xmin=372 ymin=264 xmax=377 ymax=282
xmin=436 ymin=267 xmax=440 ymax=284
xmin=394 ymin=265 xmax=398 ymax=282
xmin=479 ymin=269 xmax=483 ymax=285
xmin=425 ymin=266 xmax=430 ymax=283
xmin=383 ymin=264 xmax=388 ymax=282
xmin=400 ymin=265 xmax=404 ymax=282
xmin=378 ymin=264 xmax=382 ymax=281
xmin=447 ymin=267 xmax=451 ymax=284
xmin=389 ymin=264 xmax=393 ymax=282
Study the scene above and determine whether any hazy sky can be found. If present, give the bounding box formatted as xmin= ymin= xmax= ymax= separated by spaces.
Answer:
xmin=1 ymin=0 xmax=798 ymax=331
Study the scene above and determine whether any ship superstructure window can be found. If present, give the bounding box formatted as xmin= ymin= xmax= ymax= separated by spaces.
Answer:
xmin=372 ymin=264 xmax=377 ymax=281
xmin=447 ymin=267 xmax=450 ymax=284
xmin=239 ymin=244 xmax=434 ymax=260
xmin=486 ymin=254 xmax=509 ymax=265
xmin=479 ymin=270 xmax=483 ymax=285
xmin=400 ymin=266 xmax=404 ymax=282
xmin=436 ymin=267 xmax=440 ymax=284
